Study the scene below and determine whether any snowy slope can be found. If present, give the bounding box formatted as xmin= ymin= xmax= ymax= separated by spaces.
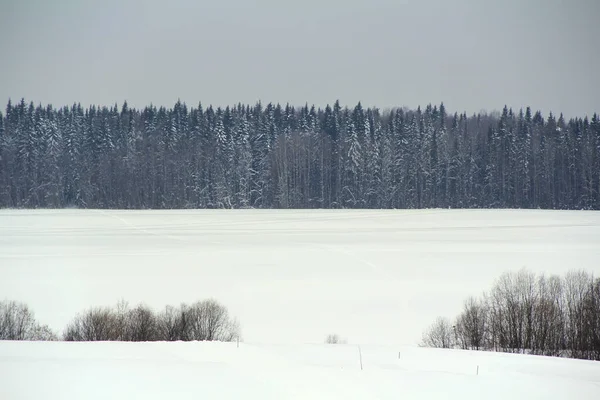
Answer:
xmin=1 ymin=209 xmax=599 ymax=345
xmin=1 ymin=341 xmax=599 ymax=400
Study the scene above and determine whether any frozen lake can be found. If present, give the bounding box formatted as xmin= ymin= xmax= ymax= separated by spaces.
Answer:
xmin=1 ymin=209 xmax=599 ymax=344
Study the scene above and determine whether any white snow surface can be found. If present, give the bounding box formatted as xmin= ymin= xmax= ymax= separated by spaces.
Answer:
xmin=1 ymin=341 xmax=599 ymax=399
xmin=1 ymin=209 xmax=599 ymax=345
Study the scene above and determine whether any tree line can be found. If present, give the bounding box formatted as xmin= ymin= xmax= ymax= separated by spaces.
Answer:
xmin=0 ymin=298 xmax=240 ymax=342
xmin=1 ymin=99 xmax=598 ymax=209
xmin=421 ymin=269 xmax=600 ymax=361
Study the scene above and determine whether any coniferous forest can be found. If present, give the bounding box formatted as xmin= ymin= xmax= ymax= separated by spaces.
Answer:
xmin=0 ymin=99 xmax=598 ymax=209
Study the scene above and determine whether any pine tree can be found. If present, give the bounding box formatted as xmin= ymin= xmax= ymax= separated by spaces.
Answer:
xmin=0 ymin=111 xmax=7 ymax=205
xmin=592 ymin=114 xmax=600 ymax=209
xmin=344 ymin=112 xmax=361 ymax=207
xmin=446 ymin=113 xmax=460 ymax=207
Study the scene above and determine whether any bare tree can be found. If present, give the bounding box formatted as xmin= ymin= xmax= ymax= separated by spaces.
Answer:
xmin=487 ymin=270 xmax=528 ymax=353
xmin=126 ymin=304 xmax=157 ymax=341
xmin=202 ymin=299 xmax=229 ymax=341
xmin=113 ymin=298 xmax=130 ymax=340
xmin=531 ymin=274 xmax=564 ymax=356
xmin=63 ymin=306 xmax=118 ymax=341
xmin=183 ymin=299 xmax=236 ymax=341
xmin=221 ymin=317 xmax=242 ymax=343
xmin=455 ymin=296 xmax=487 ymax=350
xmin=487 ymin=273 xmax=512 ymax=351
xmin=516 ymin=269 xmax=537 ymax=352
xmin=582 ymin=277 xmax=600 ymax=360
xmin=421 ymin=317 xmax=454 ymax=349
xmin=156 ymin=305 xmax=184 ymax=341
xmin=563 ymin=270 xmax=592 ymax=358
xmin=0 ymin=300 xmax=48 ymax=340
xmin=546 ymin=274 xmax=567 ymax=355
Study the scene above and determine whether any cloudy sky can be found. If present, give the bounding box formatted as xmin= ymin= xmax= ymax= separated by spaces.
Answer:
xmin=1 ymin=0 xmax=598 ymax=116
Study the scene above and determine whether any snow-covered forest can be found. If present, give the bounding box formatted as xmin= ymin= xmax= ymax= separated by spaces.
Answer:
xmin=1 ymin=99 xmax=598 ymax=209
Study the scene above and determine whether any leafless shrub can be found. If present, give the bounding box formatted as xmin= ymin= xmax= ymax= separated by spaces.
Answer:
xmin=31 ymin=324 xmax=58 ymax=341
xmin=221 ymin=317 xmax=242 ymax=343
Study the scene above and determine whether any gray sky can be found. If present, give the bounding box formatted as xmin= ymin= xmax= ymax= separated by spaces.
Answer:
xmin=1 ymin=0 xmax=598 ymax=117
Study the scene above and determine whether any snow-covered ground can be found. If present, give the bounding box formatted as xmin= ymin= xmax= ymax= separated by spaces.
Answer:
xmin=1 ymin=209 xmax=599 ymax=344
xmin=1 ymin=341 xmax=599 ymax=399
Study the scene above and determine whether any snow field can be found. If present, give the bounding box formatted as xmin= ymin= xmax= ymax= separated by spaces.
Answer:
xmin=1 ymin=341 xmax=599 ymax=400
xmin=1 ymin=209 xmax=599 ymax=345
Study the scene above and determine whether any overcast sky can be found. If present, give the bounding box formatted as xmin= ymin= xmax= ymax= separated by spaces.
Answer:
xmin=1 ymin=0 xmax=598 ymax=117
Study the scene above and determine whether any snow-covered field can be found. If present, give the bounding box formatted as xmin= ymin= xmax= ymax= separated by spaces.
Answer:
xmin=1 ymin=341 xmax=599 ymax=399
xmin=1 ymin=209 xmax=599 ymax=344
xmin=1 ymin=209 xmax=600 ymax=399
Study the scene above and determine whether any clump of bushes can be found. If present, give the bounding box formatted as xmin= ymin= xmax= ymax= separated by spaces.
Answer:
xmin=0 ymin=300 xmax=57 ymax=341
xmin=63 ymin=299 xmax=241 ymax=342
xmin=0 ymin=298 xmax=241 ymax=343
xmin=325 ymin=333 xmax=347 ymax=344
xmin=421 ymin=268 xmax=600 ymax=361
